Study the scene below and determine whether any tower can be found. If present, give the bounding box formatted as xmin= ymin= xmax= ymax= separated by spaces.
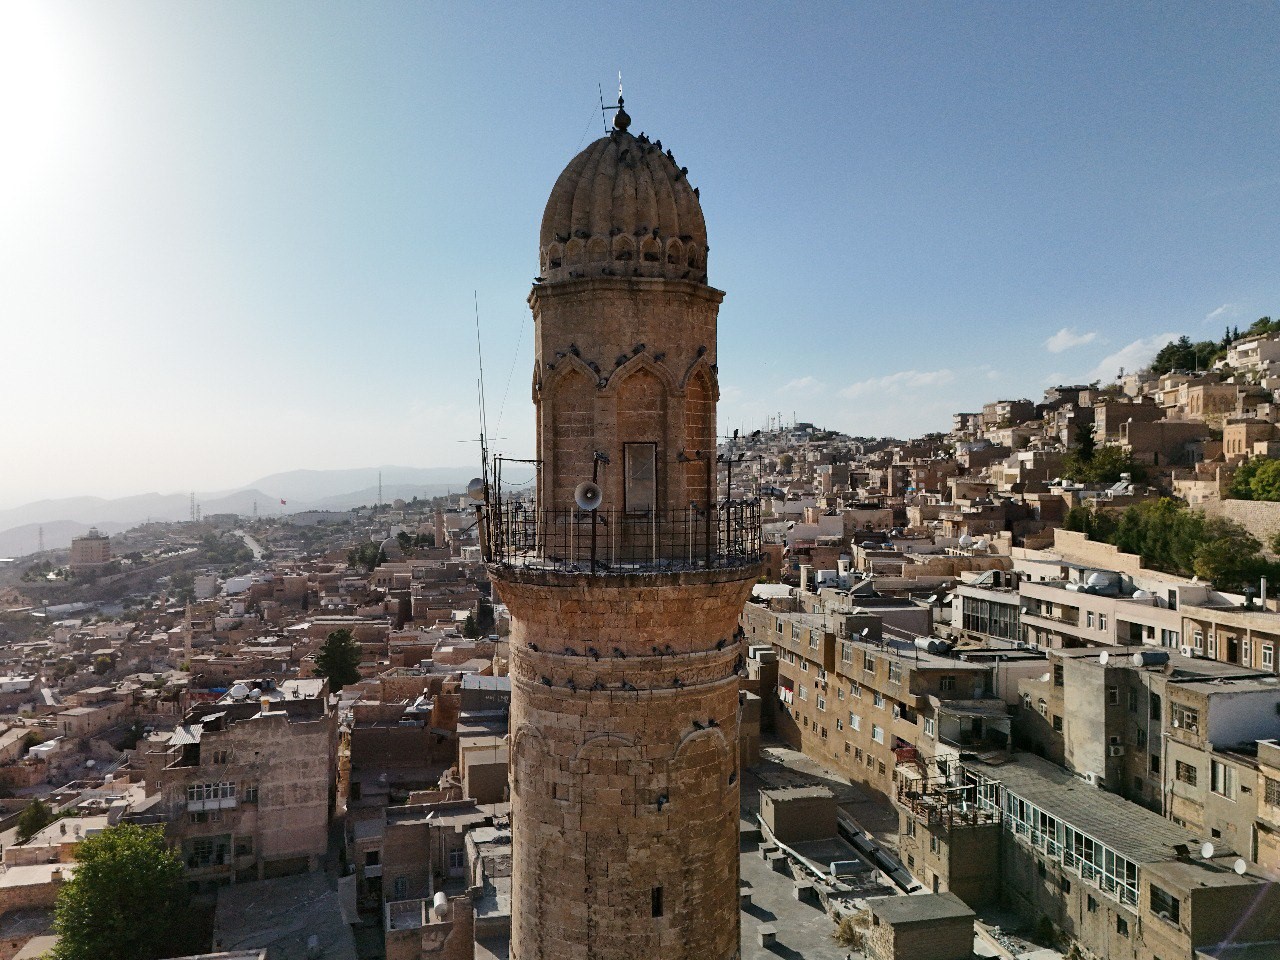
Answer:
xmin=486 ymin=100 xmax=760 ymax=960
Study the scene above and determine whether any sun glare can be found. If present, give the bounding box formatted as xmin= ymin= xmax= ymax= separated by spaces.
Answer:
xmin=0 ymin=4 xmax=80 ymax=206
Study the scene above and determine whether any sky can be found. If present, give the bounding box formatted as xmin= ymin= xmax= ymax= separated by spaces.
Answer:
xmin=2 ymin=2 xmax=1278 ymax=508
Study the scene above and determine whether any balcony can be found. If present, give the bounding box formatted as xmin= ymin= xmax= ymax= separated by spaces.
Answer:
xmin=187 ymin=797 xmax=237 ymax=812
xmin=484 ymin=500 xmax=762 ymax=576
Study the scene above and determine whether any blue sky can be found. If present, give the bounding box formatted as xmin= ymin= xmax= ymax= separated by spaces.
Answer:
xmin=2 ymin=2 xmax=1278 ymax=506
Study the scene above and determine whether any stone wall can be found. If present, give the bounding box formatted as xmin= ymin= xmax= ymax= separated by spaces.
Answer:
xmin=495 ymin=566 xmax=756 ymax=960
xmin=1202 ymin=498 xmax=1280 ymax=549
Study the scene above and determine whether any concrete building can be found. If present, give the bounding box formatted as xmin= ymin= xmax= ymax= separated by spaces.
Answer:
xmin=68 ymin=529 xmax=111 ymax=572
xmin=485 ymin=101 xmax=761 ymax=960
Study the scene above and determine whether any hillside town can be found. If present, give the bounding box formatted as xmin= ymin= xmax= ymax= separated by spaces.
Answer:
xmin=2 ymin=321 xmax=1280 ymax=959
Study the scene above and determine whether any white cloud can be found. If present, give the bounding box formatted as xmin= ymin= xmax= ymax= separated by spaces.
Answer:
xmin=1205 ymin=303 xmax=1235 ymax=323
xmin=1045 ymin=327 xmax=1098 ymax=353
xmin=779 ymin=376 xmax=824 ymax=395
xmin=1088 ymin=332 xmax=1181 ymax=382
xmin=839 ymin=368 xmax=954 ymax=400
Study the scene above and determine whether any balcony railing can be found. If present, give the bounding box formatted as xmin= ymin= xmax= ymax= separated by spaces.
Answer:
xmin=484 ymin=500 xmax=763 ymax=575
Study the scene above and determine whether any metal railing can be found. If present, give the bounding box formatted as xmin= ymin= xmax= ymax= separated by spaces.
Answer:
xmin=484 ymin=500 xmax=762 ymax=574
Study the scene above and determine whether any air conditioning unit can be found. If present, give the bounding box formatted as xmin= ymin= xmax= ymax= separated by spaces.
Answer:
xmin=1109 ymin=745 xmax=1125 ymax=757
xmin=1083 ymin=771 xmax=1100 ymax=786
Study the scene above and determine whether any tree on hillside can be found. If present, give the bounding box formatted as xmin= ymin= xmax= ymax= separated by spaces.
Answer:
xmin=51 ymin=824 xmax=191 ymax=960
xmin=1073 ymin=422 xmax=1096 ymax=462
xmin=777 ymin=453 xmax=794 ymax=475
xmin=313 ymin=628 xmax=362 ymax=691
xmin=1227 ymin=458 xmax=1280 ymax=502
xmin=1149 ymin=336 xmax=1221 ymax=375
xmin=1061 ymin=445 xmax=1144 ymax=486
xmin=17 ymin=799 xmax=55 ymax=843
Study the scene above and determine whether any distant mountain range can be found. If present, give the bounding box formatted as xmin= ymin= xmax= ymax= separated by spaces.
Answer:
xmin=0 ymin=465 xmax=532 ymax=558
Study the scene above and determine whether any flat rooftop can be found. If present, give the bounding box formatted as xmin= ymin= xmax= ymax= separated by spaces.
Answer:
xmin=868 ymin=890 xmax=974 ymax=925
xmin=971 ymin=754 xmax=1202 ymax=864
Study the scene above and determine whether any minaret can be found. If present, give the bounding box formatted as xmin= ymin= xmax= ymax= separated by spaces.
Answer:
xmin=487 ymin=100 xmax=761 ymax=960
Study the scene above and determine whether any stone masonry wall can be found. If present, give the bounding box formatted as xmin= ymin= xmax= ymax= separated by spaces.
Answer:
xmin=494 ymin=566 xmax=757 ymax=960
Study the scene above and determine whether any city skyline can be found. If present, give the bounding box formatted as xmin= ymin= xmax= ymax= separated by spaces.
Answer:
xmin=3 ymin=2 xmax=1278 ymax=507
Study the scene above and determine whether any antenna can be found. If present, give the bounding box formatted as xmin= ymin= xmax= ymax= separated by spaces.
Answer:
xmin=474 ymin=291 xmax=490 ymax=462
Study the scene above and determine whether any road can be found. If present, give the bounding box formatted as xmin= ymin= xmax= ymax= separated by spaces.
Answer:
xmin=235 ymin=529 xmax=264 ymax=560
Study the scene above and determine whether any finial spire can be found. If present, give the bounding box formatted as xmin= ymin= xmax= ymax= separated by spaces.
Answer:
xmin=613 ymin=95 xmax=631 ymax=132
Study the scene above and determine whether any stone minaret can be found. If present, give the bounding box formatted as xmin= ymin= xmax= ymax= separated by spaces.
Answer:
xmin=487 ymin=101 xmax=760 ymax=960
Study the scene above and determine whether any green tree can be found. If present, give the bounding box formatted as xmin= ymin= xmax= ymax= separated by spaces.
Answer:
xmin=1073 ymin=422 xmax=1096 ymax=462
xmin=396 ymin=531 xmax=413 ymax=553
xmin=50 ymin=824 xmax=191 ymax=960
xmin=17 ymin=798 xmax=55 ymax=843
xmin=1227 ymin=458 xmax=1266 ymax=500
xmin=1247 ymin=459 xmax=1280 ymax=502
xmin=313 ymin=628 xmax=362 ymax=691
xmin=347 ymin=541 xmax=383 ymax=572
xmin=1061 ymin=445 xmax=1145 ymax=486
xmin=777 ymin=453 xmax=794 ymax=475
xmin=1191 ymin=518 xmax=1272 ymax=592
xmin=461 ymin=613 xmax=478 ymax=638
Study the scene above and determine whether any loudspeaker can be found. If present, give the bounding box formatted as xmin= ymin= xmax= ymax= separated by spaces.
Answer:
xmin=574 ymin=481 xmax=603 ymax=511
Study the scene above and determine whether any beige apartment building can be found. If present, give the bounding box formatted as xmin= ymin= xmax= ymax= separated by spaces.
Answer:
xmin=145 ymin=686 xmax=337 ymax=887
xmin=899 ymin=753 xmax=1280 ymax=960
xmin=68 ymin=528 xmax=111 ymax=572
xmin=740 ymin=600 xmax=1012 ymax=801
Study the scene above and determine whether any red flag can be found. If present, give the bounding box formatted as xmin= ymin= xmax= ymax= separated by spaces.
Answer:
xmin=280 ymin=499 xmax=287 ymax=505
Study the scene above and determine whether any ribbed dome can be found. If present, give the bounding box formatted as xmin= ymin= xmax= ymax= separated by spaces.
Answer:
xmin=538 ymin=121 xmax=708 ymax=285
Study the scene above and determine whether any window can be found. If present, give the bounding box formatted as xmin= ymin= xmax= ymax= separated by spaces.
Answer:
xmin=800 ymin=660 xmax=808 ymax=673
xmin=1162 ymin=628 xmax=1180 ymax=648
xmin=1265 ymin=644 xmax=1275 ymax=670
xmin=623 ymin=443 xmax=657 ymax=513
xmin=878 ymin=760 xmax=886 ymax=775
xmin=798 ymin=685 xmax=807 ymax=701
xmin=393 ymin=876 xmax=408 ymax=900
xmin=1266 ymin=777 xmax=1280 ymax=806
xmin=1209 ymin=634 xmax=1218 ymax=658
xmin=1107 ymin=686 xmax=1120 ymax=706
xmin=873 ymin=691 xmax=885 ymax=709
xmin=1099 ymin=614 xmax=1107 ymax=632
xmin=849 ymin=713 xmax=861 ymax=731
xmin=841 ymin=642 xmax=853 ymax=664
xmin=872 ymin=724 xmax=884 ymax=744
xmin=1053 ymin=664 xmax=1064 ymax=687
xmin=1087 ymin=612 xmax=1095 ymax=628
xmin=1171 ymin=702 xmax=1198 ymax=732
xmin=1243 ymin=639 xmax=1252 ymax=664
xmin=1150 ymin=884 xmax=1181 ymax=924
xmin=1038 ymin=698 xmax=1048 ymax=718
xmin=1212 ymin=759 xmax=1237 ymax=799
xmin=850 ymin=681 xmax=862 ymax=699
xmin=1117 ymin=917 xmax=1129 ymax=937
xmin=651 ymin=886 xmax=663 ymax=918
xmin=365 ymin=850 xmax=381 ymax=866
xmin=888 ymin=662 xmax=902 ymax=685
xmin=241 ymin=783 xmax=258 ymax=804
xmin=864 ymin=653 xmax=877 ymax=674
xmin=449 ymin=848 xmax=465 ymax=870
xmin=1150 ymin=754 xmax=1160 ymax=775
xmin=1193 ymin=629 xmax=1204 ymax=650
xmin=1061 ymin=877 xmax=1071 ymax=893
xmin=1150 ymin=693 xmax=1162 ymax=722
xmin=930 ymin=835 xmax=940 ymax=853
xmin=1129 ymin=689 xmax=1139 ymax=713
xmin=939 ymin=675 xmax=956 ymax=692
xmin=1087 ymin=895 xmax=1098 ymax=913
xmin=1137 ymin=728 xmax=1147 ymax=749
xmin=810 ymin=629 xmax=820 ymax=650
xmin=924 ymin=718 xmax=935 ymax=738
xmin=211 ymin=749 xmax=230 ymax=765
xmin=836 ymin=719 xmax=843 ymax=731
xmin=816 ymin=696 xmax=826 ymax=712
xmin=1052 ymin=715 xmax=1063 ymax=732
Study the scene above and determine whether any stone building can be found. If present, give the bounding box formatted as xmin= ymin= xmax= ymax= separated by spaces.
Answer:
xmin=485 ymin=100 xmax=761 ymax=960
xmin=68 ymin=528 xmax=111 ymax=572
xmin=146 ymin=687 xmax=337 ymax=887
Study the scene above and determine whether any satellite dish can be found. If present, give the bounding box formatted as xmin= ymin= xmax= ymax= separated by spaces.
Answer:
xmin=1234 ymin=858 xmax=1247 ymax=875
xmin=466 ymin=478 xmax=486 ymax=501
xmin=1099 ymin=652 xmax=1109 ymax=666
xmin=860 ymin=628 xmax=870 ymax=638
xmin=1201 ymin=841 xmax=1216 ymax=859
xmin=574 ymin=481 xmax=603 ymax=511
